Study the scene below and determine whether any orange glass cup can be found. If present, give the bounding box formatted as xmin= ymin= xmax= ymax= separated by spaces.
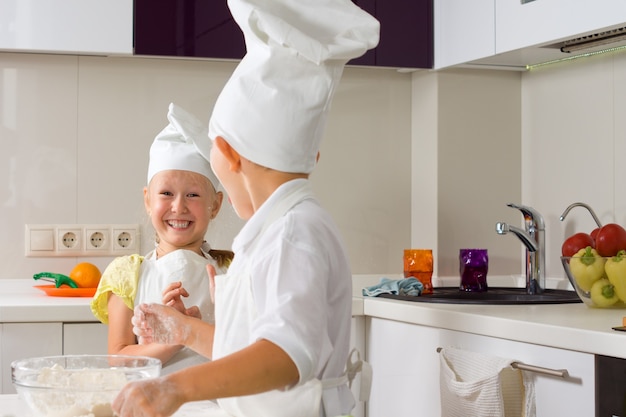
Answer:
xmin=403 ymin=249 xmax=433 ymax=294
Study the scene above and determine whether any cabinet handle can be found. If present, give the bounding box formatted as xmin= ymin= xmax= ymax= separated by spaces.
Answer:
xmin=436 ymin=347 xmax=569 ymax=378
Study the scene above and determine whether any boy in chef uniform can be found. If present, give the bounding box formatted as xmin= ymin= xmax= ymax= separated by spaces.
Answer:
xmin=91 ymin=103 xmax=232 ymax=373
xmin=113 ymin=1 xmax=379 ymax=416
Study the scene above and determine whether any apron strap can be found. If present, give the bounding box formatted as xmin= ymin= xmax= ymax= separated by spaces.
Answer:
xmin=321 ymin=348 xmax=372 ymax=402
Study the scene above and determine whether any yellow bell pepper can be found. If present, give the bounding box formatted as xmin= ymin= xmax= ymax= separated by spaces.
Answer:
xmin=605 ymin=250 xmax=626 ymax=302
xmin=590 ymin=278 xmax=619 ymax=307
xmin=569 ymin=246 xmax=605 ymax=292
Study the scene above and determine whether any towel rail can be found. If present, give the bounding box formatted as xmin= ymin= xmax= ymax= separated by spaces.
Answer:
xmin=436 ymin=347 xmax=569 ymax=378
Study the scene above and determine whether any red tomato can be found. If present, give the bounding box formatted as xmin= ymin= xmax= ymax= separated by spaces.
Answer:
xmin=595 ymin=223 xmax=626 ymax=257
xmin=561 ymin=232 xmax=595 ymax=257
xmin=590 ymin=227 xmax=600 ymax=242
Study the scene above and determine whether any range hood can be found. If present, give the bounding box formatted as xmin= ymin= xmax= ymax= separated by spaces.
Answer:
xmin=464 ymin=25 xmax=626 ymax=70
xmin=554 ymin=26 xmax=626 ymax=54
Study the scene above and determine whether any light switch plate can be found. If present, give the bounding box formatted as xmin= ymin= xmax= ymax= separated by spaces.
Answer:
xmin=25 ymin=224 xmax=141 ymax=257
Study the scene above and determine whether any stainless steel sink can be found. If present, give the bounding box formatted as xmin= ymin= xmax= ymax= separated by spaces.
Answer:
xmin=377 ymin=287 xmax=582 ymax=305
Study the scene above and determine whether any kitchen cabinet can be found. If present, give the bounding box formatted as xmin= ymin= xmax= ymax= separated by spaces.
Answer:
xmin=0 ymin=322 xmax=107 ymax=394
xmin=366 ymin=318 xmax=595 ymax=416
xmin=496 ymin=0 xmax=626 ymax=54
xmin=0 ymin=0 xmax=133 ymax=55
xmin=434 ymin=0 xmax=494 ymax=69
xmin=366 ymin=318 xmax=441 ymax=417
xmin=62 ymin=323 xmax=109 ymax=355
xmin=352 ymin=0 xmax=434 ymax=69
xmin=134 ymin=0 xmax=245 ymax=60
xmin=350 ymin=316 xmax=366 ymax=417
xmin=435 ymin=0 xmax=626 ymax=69
xmin=135 ymin=0 xmax=433 ymax=69
xmin=0 ymin=323 xmax=62 ymax=394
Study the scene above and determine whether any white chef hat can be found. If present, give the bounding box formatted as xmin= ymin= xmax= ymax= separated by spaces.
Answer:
xmin=203 ymin=0 xmax=379 ymax=174
xmin=147 ymin=103 xmax=220 ymax=189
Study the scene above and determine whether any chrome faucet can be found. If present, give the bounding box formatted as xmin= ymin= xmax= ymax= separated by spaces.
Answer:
xmin=495 ymin=203 xmax=546 ymax=294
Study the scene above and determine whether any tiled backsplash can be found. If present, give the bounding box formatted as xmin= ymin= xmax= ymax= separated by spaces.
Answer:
xmin=0 ymin=53 xmax=412 ymax=279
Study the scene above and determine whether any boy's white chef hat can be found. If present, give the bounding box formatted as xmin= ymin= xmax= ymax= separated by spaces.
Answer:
xmin=204 ymin=0 xmax=379 ymax=174
xmin=148 ymin=103 xmax=220 ymax=188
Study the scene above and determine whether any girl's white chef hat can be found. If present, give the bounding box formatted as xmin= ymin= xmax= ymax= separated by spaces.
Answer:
xmin=147 ymin=103 xmax=220 ymax=188
xmin=203 ymin=0 xmax=380 ymax=174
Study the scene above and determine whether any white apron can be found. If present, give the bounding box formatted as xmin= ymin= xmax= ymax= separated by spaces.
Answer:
xmin=137 ymin=249 xmax=213 ymax=373
xmin=212 ymin=181 xmax=361 ymax=417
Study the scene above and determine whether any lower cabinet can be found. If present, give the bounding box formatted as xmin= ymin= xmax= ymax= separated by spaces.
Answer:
xmin=350 ymin=316 xmax=366 ymax=417
xmin=0 ymin=322 xmax=108 ymax=394
xmin=366 ymin=317 xmax=595 ymax=416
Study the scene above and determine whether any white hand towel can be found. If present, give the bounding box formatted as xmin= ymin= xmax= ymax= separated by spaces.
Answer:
xmin=439 ymin=347 xmax=536 ymax=417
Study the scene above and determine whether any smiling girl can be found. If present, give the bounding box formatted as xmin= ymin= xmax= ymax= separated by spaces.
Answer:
xmin=91 ymin=103 xmax=233 ymax=373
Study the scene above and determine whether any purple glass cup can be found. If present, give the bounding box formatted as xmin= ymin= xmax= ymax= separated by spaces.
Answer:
xmin=459 ymin=249 xmax=488 ymax=292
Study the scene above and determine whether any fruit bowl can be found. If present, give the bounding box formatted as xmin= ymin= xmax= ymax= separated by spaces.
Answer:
xmin=11 ymin=354 xmax=161 ymax=417
xmin=561 ymin=255 xmax=626 ymax=308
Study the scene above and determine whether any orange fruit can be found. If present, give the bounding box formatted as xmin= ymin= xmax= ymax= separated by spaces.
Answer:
xmin=69 ymin=262 xmax=102 ymax=288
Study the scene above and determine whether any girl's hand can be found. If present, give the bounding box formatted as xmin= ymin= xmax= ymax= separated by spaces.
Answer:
xmin=132 ymin=303 xmax=191 ymax=346
xmin=162 ymin=281 xmax=201 ymax=319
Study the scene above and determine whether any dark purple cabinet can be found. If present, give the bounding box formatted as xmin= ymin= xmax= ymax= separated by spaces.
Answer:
xmin=134 ymin=0 xmax=432 ymax=69
xmin=350 ymin=0 xmax=433 ymax=68
xmin=134 ymin=0 xmax=245 ymax=59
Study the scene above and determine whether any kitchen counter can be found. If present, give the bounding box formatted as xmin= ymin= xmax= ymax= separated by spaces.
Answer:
xmin=3 ymin=276 xmax=626 ymax=360
xmin=0 ymin=280 xmax=97 ymax=322
xmin=0 ymin=393 xmax=233 ymax=416
xmin=354 ymin=274 xmax=626 ymax=360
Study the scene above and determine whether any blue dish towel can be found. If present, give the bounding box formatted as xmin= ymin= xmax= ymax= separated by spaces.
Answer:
xmin=362 ymin=277 xmax=424 ymax=297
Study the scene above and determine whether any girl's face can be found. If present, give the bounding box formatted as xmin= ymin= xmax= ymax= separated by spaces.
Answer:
xmin=144 ymin=170 xmax=222 ymax=254
xmin=210 ymin=139 xmax=254 ymax=220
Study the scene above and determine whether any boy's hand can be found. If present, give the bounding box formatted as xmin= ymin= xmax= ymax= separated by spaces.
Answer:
xmin=132 ymin=303 xmax=190 ymax=346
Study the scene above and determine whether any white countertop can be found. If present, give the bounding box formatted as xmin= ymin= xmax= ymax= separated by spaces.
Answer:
xmin=354 ymin=274 xmax=626 ymax=360
xmin=0 ymin=393 xmax=229 ymax=417
xmin=3 ymin=276 xmax=626 ymax=360
xmin=0 ymin=279 xmax=97 ymax=322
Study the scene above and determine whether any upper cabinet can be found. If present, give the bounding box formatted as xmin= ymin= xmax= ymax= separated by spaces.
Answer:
xmin=0 ymin=0 xmax=133 ymax=55
xmin=435 ymin=0 xmax=626 ymax=69
xmin=351 ymin=0 xmax=433 ymax=69
xmin=134 ymin=0 xmax=245 ymax=60
xmin=496 ymin=0 xmax=626 ymax=53
xmin=434 ymin=0 xmax=494 ymax=69
xmin=134 ymin=0 xmax=433 ymax=70
xmin=0 ymin=0 xmax=432 ymax=69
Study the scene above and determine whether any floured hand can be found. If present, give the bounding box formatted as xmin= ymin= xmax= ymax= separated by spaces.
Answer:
xmin=112 ymin=376 xmax=183 ymax=417
xmin=132 ymin=303 xmax=191 ymax=346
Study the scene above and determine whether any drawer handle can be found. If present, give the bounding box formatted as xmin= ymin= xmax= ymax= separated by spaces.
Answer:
xmin=436 ymin=347 xmax=569 ymax=378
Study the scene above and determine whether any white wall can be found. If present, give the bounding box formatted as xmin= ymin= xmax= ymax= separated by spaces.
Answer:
xmin=410 ymin=49 xmax=626 ymax=282
xmin=411 ymin=69 xmax=523 ymax=278
xmin=521 ymin=50 xmax=626 ymax=279
xmin=0 ymin=53 xmax=412 ymax=279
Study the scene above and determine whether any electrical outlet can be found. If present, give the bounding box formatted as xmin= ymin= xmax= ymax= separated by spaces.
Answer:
xmin=112 ymin=224 xmax=140 ymax=254
xmin=57 ymin=227 xmax=83 ymax=253
xmin=85 ymin=226 xmax=111 ymax=253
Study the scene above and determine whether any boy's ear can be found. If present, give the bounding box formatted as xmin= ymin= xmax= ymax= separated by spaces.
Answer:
xmin=215 ymin=136 xmax=241 ymax=172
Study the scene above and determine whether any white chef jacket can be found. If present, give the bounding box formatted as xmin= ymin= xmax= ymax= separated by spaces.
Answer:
xmin=223 ymin=178 xmax=354 ymax=415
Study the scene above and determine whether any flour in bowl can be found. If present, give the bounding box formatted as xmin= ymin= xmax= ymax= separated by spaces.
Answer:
xmin=25 ymin=364 xmax=128 ymax=417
